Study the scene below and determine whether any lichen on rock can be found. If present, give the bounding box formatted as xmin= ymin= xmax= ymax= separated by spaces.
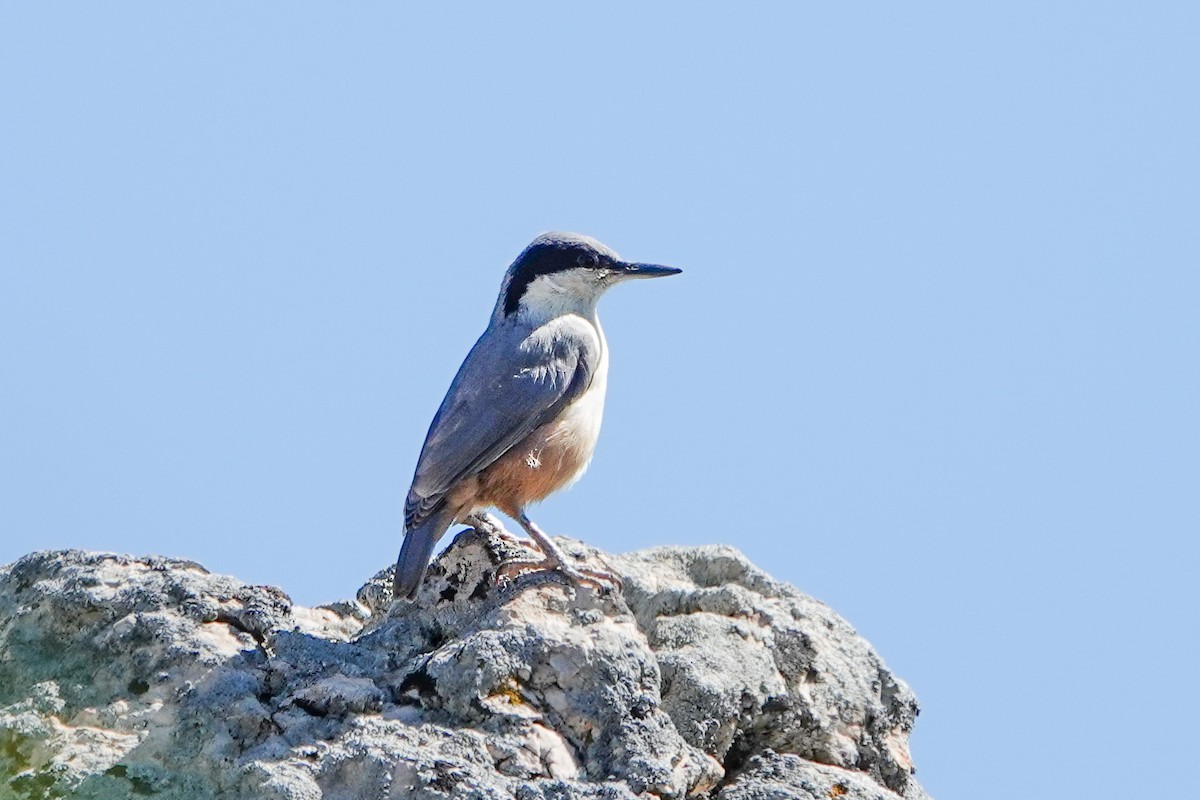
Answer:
xmin=0 ymin=529 xmax=930 ymax=800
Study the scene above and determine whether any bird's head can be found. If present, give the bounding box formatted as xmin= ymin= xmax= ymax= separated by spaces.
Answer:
xmin=497 ymin=232 xmax=681 ymax=322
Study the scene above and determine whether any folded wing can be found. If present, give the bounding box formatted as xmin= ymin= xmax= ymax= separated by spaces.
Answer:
xmin=405 ymin=320 xmax=599 ymax=529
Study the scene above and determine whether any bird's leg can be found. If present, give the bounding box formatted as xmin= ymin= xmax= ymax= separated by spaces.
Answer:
xmin=463 ymin=511 xmax=531 ymax=547
xmin=494 ymin=512 xmax=623 ymax=592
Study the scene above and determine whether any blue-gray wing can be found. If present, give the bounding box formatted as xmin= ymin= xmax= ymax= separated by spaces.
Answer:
xmin=405 ymin=318 xmax=599 ymax=529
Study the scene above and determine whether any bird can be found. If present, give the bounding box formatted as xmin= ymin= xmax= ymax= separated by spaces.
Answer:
xmin=392 ymin=232 xmax=681 ymax=599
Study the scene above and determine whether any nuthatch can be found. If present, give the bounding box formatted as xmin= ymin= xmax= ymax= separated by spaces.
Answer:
xmin=392 ymin=232 xmax=680 ymax=599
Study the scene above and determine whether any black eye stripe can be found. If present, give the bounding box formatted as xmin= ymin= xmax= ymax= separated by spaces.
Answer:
xmin=503 ymin=241 xmax=604 ymax=315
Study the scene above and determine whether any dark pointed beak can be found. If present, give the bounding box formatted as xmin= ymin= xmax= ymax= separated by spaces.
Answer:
xmin=617 ymin=261 xmax=682 ymax=279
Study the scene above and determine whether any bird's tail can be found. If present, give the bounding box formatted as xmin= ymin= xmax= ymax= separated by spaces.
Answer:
xmin=393 ymin=509 xmax=453 ymax=600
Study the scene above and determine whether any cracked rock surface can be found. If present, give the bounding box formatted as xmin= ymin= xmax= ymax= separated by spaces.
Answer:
xmin=0 ymin=529 xmax=930 ymax=799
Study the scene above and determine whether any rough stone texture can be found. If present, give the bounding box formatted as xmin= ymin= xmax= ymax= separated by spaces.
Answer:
xmin=716 ymin=752 xmax=932 ymax=800
xmin=0 ymin=528 xmax=930 ymax=800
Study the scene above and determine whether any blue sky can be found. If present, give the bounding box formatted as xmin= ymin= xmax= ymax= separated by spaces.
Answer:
xmin=2 ymin=4 xmax=1197 ymax=799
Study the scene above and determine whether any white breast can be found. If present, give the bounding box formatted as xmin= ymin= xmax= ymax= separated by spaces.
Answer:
xmin=547 ymin=321 xmax=608 ymax=487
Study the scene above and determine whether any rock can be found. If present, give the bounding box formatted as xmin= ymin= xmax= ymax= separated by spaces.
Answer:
xmin=0 ymin=528 xmax=931 ymax=800
xmin=716 ymin=751 xmax=933 ymax=800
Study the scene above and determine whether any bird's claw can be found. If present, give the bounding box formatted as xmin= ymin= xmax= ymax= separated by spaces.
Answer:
xmin=494 ymin=557 xmax=623 ymax=594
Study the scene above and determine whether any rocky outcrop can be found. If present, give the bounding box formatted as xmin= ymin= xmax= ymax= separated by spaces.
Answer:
xmin=0 ymin=526 xmax=930 ymax=799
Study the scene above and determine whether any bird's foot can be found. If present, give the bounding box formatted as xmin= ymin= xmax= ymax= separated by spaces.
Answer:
xmin=495 ymin=555 xmax=623 ymax=594
xmin=497 ymin=512 xmax=623 ymax=593
xmin=497 ymin=532 xmax=536 ymax=549
xmin=464 ymin=512 xmax=533 ymax=548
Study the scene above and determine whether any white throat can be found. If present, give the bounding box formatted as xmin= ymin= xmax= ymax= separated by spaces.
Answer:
xmin=513 ymin=269 xmax=609 ymax=325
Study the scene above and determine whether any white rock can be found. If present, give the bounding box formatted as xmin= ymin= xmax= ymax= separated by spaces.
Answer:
xmin=0 ymin=532 xmax=930 ymax=799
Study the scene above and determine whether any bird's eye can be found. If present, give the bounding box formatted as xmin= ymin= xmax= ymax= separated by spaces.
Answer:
xmin=576 ymin=252 xmax=599 ymax=268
